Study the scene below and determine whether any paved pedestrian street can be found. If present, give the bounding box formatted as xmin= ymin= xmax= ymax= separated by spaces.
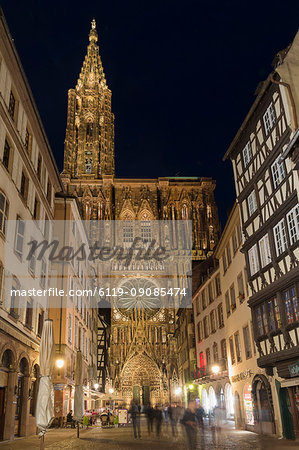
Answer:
xmin=0 ymin=422 xmax=298 ymax=450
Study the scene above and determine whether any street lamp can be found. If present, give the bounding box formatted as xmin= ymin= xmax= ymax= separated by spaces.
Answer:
xmin=56 ymin=359 xmax=64 ymax=369
xmin=211 ymin=365 xmax=220 ymax=375
xmin=94 ymin=383 xmax=99 ymax=390
xmin=109 ymin=388 xmax=114 ymax=394
xmin=188 ymin=384 xmax=194 ymax=390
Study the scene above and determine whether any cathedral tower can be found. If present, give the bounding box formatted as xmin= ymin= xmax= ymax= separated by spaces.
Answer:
xmin=62 ymin=20 xmax=221 ymax=406
xmin=63 ymin=20 xmax=115 ymax=181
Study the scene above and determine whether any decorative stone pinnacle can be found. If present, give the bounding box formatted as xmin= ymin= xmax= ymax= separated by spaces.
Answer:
xmin=89 ymin=19 xmax=98 ymax=43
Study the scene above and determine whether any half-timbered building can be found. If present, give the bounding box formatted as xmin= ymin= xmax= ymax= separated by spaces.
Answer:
xmin=224 ymin=31 xmax=299 ymax=440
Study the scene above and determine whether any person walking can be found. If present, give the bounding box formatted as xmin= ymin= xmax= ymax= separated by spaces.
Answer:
xmin=181 ymin=400 xmax=198 ymax=450
xmin=144 ymin=403 xmax=154 ymax=436
xmin=168 ymin=404 xmax=178 ymax=438
xmin=154 ymin=405 xmax=163 ymax=438
xmin=129 ymin=402 xmax=141 ymax=439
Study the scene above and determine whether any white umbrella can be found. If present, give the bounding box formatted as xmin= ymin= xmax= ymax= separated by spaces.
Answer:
xmin=74 ymin=350 xmax=83 ymax=437
xmin=35 ymin=319 xmax=55 ymax=449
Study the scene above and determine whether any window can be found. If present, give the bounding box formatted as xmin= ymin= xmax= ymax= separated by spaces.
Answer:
xmin=248 ymin=244 xmax=259 ymax=276
xmin=237 ymin=272 xmax=245 ymax=301
xmin=196 ymin=295 xmax=200 ymax=315
xmin=255 ymin=304 xmax=268 ymax=336
xmin=229 ymin=336 xmax=235 ymax=365
xmin=0 ymin=192 xmax=9 ymax=236
xmin=203 ymin=316 xmax=209 ymax=339
xmin=14 ymin=216 xmax=25 ymax=258
xmin=37 ymin=155 xmax=42 ymax=181
xmin=141 ymin=221 xmax=151 ymax=243
xmin=222 ymin=253 xmax=227 ymax=273
xmin=68 ymin=314 xmax=72 ymax=343
xmin=202 ymin=290 xmax=207 ymax=309
xmin=123 ymin=222 xmax=133 ymax=243
xmin=221 ymin=339 xmax=227 ymax=359
xmin=208 ymin=283 xmax=213 ymax=303
xmin=20 ymin=171 xmax=29 ymax=202
xmin=40 ymin=258 xmax=47 ymax=289
xmin=232 ymin=233 xmax=238 ymax=254
xmin=33 ymin=197 xmax=40 ymax=221
xmin=3 ymin=139 xmax=12 ymax=173
xmin=213 ymin=342 xmax=218 ymax=362
xmin=210 ymin=310 xmax=216 ymax=333
xmin=268 ymin=297 xmax=281 ymax=331
xmin=284 ymin=287 xmax=299 ymax=324
xmin=271 ymin=155 xmax=286 ymax=188
xmin=85 ymin=157 xmax=92 ymax=174
xmin=197 ymin=322 xmax=202 ymax=341
xmin=237 ymin=225 xmax=243 ymax=246
xmin=286 ymin=205 xmax=299 ymax=245
xmin=47 ymin=180 xmax=52 ymax=205
xmin=230 ymin=284 xmax=236 ymax=310
xmin=259 ymin=234 xmax=272 ymax=267
xmin=234 ymin=332 xmax=242 ymax=362
xmin=226 ymin=244 xmax=232 ymax=265
xmin=273 ymin=218 xmax=287 ymax=256
xmin=263 ymin=103 xmax=276 ymax=135
xmin=10 ymin=277 xmax=20 ymax=318
xmin=242 ymin=141 xmax=252 ymax=167
xmin=24 ymin=128 xmax=32 ymax=154
xmin=225 ymin=291 xmax=230 ymax=317
xmin=37 ymin=309 xmax=44 ymax=336
xmin=215 ymin=275 xmax=221 ymax=296
xmin=8 ymin=90 xmax=16 ymax=119
xmin=25 ymin=299 xmax=33 ymax=329
xmin=243 ymin=325 xmax=252 ymax=359
xmin=218 ymin=303 xmax=224 ymax=327
xmin=206 ymin=348 xmax=211 ymax=366
xmin=28 ymin=237 xmax=36 ymax=275
xmin=247 ymin=190 xmax=257 ymax=216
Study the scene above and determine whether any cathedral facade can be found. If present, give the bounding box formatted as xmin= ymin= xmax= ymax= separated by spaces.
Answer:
xmin=61 ymin=21 xmax=220 ymax=406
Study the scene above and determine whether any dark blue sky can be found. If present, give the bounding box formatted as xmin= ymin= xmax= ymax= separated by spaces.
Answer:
xmin=2 ymin=0 xmax=299 ymax=226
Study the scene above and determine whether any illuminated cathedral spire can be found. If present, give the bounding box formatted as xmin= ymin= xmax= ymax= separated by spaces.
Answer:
xmin=62 ymin=19 xmax=115 ymax=180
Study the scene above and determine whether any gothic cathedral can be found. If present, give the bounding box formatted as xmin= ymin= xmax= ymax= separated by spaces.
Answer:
xmin=61 ymin=21 xmax=220 ymax=406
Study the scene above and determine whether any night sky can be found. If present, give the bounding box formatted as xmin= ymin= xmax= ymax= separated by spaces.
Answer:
xmin=1 ymin=0 xmax=299 ymax=226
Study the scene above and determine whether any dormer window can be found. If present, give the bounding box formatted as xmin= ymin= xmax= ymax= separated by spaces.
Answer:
xmin=263 ymin=103 xmax=276 ymax=135
xmin=242 ymin=141 xmax=252 ymax=168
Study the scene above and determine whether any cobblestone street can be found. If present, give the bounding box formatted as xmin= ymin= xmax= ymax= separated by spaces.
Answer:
xmin=0 ymin=422 xmax=298 ymax=450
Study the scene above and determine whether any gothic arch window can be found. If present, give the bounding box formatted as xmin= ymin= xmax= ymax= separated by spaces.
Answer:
xmin=140 ymin=211 xmax=152 ymax=243
xmin=182 ymin=204 xmax=189 ymax=220
xmin=85 ymin=157 xmax=92 ymax=174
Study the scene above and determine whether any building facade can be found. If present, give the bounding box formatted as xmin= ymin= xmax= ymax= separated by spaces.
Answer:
xmin=61 ymin=21 xmax=221 ymax=406
xmin=0 ymin=10 xmax=63 ymax=441
xmin=224 ymin=32 xmax=299 ymax=439
xmin=193 ymin=204 xmax=280 ymax=435
xmin=48 ymin=194 xmax=99 ymax=424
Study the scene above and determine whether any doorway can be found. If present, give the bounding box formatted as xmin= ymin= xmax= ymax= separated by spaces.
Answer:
xmin=142 ymin=386 xmax=150 ymax=405
xmin=133 ymin=386 xmax=140 ymax=404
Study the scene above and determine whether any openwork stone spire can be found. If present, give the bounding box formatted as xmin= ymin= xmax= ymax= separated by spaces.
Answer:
xmin=63 ymin=19 xmax=115 ymax=179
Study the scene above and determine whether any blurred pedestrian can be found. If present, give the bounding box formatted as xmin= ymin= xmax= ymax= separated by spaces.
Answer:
xmin=181 ymin=400 xmax=198 ymax=450
xmin=145 ymin=403 xmax=154 ymax=436
xmin=196 ymin=402 xmax=204 ymax=426
xmin=129 ymin=402 xmax=141 ymax=439
xmin=168 ymin=404 xmax=178 ymax=438
xmin=154 ymin=405 xmax=163 ymax=437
